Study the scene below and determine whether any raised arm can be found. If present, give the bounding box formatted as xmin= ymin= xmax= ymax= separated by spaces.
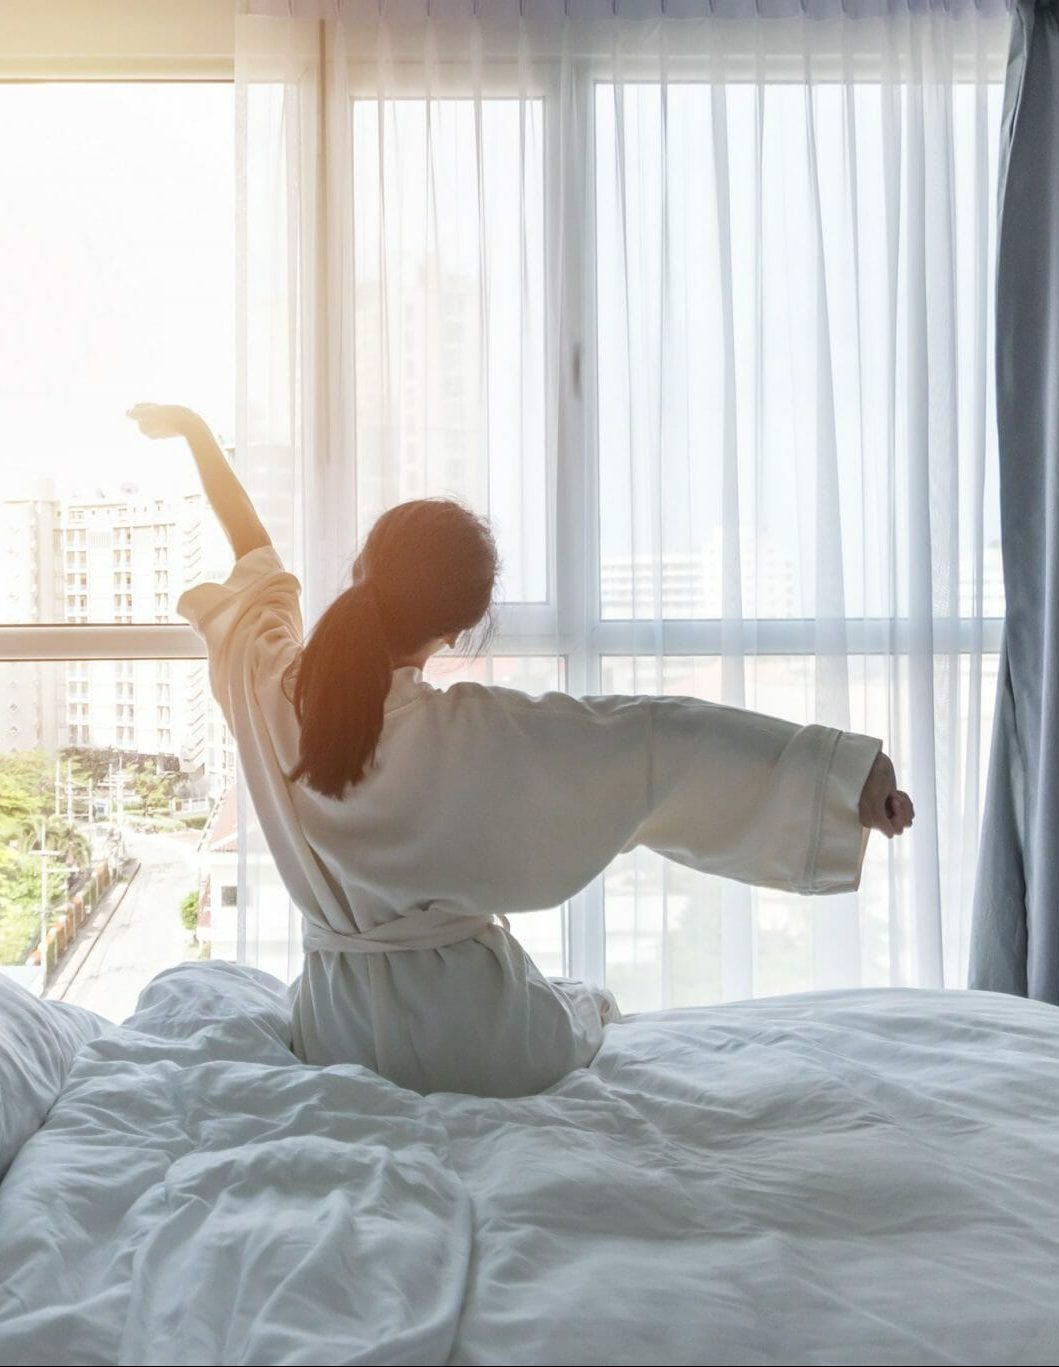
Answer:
xmin=125 ymin=403 xmax=271 ymax=560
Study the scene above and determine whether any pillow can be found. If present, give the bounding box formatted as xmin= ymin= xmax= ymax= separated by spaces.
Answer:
xmin=0 ymin=972 xmax=109 ymax=1179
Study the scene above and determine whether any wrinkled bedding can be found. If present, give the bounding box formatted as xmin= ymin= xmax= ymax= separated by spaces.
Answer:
xmin=2 ymin=962 xmax=1059 ymax=1365
xmin=0 ymin=971 xmax=105 ymax=1180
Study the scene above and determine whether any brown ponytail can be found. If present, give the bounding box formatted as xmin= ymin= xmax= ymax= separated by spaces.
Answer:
xmin=284 ymin=497 xmax=499 ymax=799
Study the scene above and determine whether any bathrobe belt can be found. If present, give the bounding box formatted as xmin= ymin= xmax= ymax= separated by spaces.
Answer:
xmin=302 ymin=904 xmax=512 ymax=955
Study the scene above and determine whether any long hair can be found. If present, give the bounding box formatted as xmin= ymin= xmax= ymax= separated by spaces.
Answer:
xmin=284 ymin=497 xmax=499 ymax=799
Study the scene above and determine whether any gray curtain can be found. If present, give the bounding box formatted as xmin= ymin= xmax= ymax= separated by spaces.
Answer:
xmin=970 ymin=0 xmax=1059 ymax=1000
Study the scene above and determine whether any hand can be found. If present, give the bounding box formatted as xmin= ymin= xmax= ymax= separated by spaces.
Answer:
xmin=858 ymin=751 xmax=914 ymax=839
xmin=125 ymin=403 xmax=202 ymax=440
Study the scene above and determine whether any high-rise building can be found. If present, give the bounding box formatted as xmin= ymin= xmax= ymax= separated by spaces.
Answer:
xmin=58 ymin=490 xmax=172 ymax=760
xmin=0 ymin=477 xmax=59 ymax=752
xmin=600 ymin=535 xmax=798 ymax=620
xmin=0 ymin=457 xmax=239 ymax=801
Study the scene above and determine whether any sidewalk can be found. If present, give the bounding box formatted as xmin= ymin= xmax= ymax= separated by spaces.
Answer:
xmin=45 ymin=858 xmax=141 ymax=1002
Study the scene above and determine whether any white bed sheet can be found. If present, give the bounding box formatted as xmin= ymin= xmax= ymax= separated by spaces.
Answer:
xmin=1 ymin=962 xmax=1059 ymax=1366
xmin=0 ymin=971 xmax=106 ymax=1180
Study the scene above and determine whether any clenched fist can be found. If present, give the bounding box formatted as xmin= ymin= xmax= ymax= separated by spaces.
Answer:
xmin=125 ymin=402 xmax=205 ymax=440
xmin=859 ymin=751 xmax=913 ymax=839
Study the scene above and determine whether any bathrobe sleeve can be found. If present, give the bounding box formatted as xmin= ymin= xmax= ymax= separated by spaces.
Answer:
xmin=625 ymin=694 xmax=882 ymax=894
xmin=175 ymin=544 xmax=303 ymax=734
xmin=479 ymin=685 xmax=883 ymax=899
xmin=175 ymin=546 xmax=365 ymax=935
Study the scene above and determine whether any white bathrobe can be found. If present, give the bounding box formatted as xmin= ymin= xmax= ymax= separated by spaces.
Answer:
xmin=178 ymin=545 xmax=882 ymax=1097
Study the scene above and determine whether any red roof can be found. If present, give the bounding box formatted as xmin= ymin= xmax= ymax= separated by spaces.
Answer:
xmin=203 ymin=785 xmax=238 ymax=854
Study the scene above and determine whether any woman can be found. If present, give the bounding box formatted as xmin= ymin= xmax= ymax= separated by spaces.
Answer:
xmin=128 ymin=402 xmax=914 ymax=1098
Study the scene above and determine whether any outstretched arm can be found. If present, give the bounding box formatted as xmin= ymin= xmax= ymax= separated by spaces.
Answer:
xmin=126 ymin=403 xmax=271 ymax=560
xmin=618 ymin=694 xmax=911 ymax=894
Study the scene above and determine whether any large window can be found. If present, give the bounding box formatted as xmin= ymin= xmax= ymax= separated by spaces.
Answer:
xmin=351 ymin=96 xmax=548 ymax=605
xmin=595 ymin=82 xmax=1005 ymax=624
xmin=1 ymin=13 xmax=1008 ymax=1013
xmin=585 ymin=77 xmax=1005 ymax=1009
xmin=1 ymin=82 xmax=237 ymax=624
xmin=0 ymin=81 xmax=237 ymax=1011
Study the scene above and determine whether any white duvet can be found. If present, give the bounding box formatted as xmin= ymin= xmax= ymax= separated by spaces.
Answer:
xmin=2 ymin=963 xmax=1059 ymax=1366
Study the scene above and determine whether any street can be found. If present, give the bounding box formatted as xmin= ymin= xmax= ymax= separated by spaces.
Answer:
xmin=50 ymin=829 xmax=200 ymax=1023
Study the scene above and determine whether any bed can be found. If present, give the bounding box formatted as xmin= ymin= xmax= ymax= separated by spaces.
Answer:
xmin=1 ymin=961 xmax=1058 ymax=1366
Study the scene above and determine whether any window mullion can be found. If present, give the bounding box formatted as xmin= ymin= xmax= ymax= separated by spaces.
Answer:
xmin=553 ymin=59 xmax=606 ymax=986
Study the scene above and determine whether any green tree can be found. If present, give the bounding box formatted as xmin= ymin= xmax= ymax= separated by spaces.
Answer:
xmin=179 ymin=888 xmax=200 ymax=936
xmin=0 ymin=844 xmax=67 ymax=965
xmin=0 ymin=751 xmax=51 ymax=835
xmin=60 ymin=745 xmax=122 ymax=788
xmin=132 ymin=770 xmax=178 ymax=819
xmin=0 ymin=773 xmax=39 ymax=829
xmin=0 ymin=771 xmax=95 ymax=965
xmin=11 ymin=818 xmax=90 ymax=866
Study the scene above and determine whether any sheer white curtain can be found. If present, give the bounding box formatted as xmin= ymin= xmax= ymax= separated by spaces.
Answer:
xmin=234 ymin=0 xmax=1011 ymax=1010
